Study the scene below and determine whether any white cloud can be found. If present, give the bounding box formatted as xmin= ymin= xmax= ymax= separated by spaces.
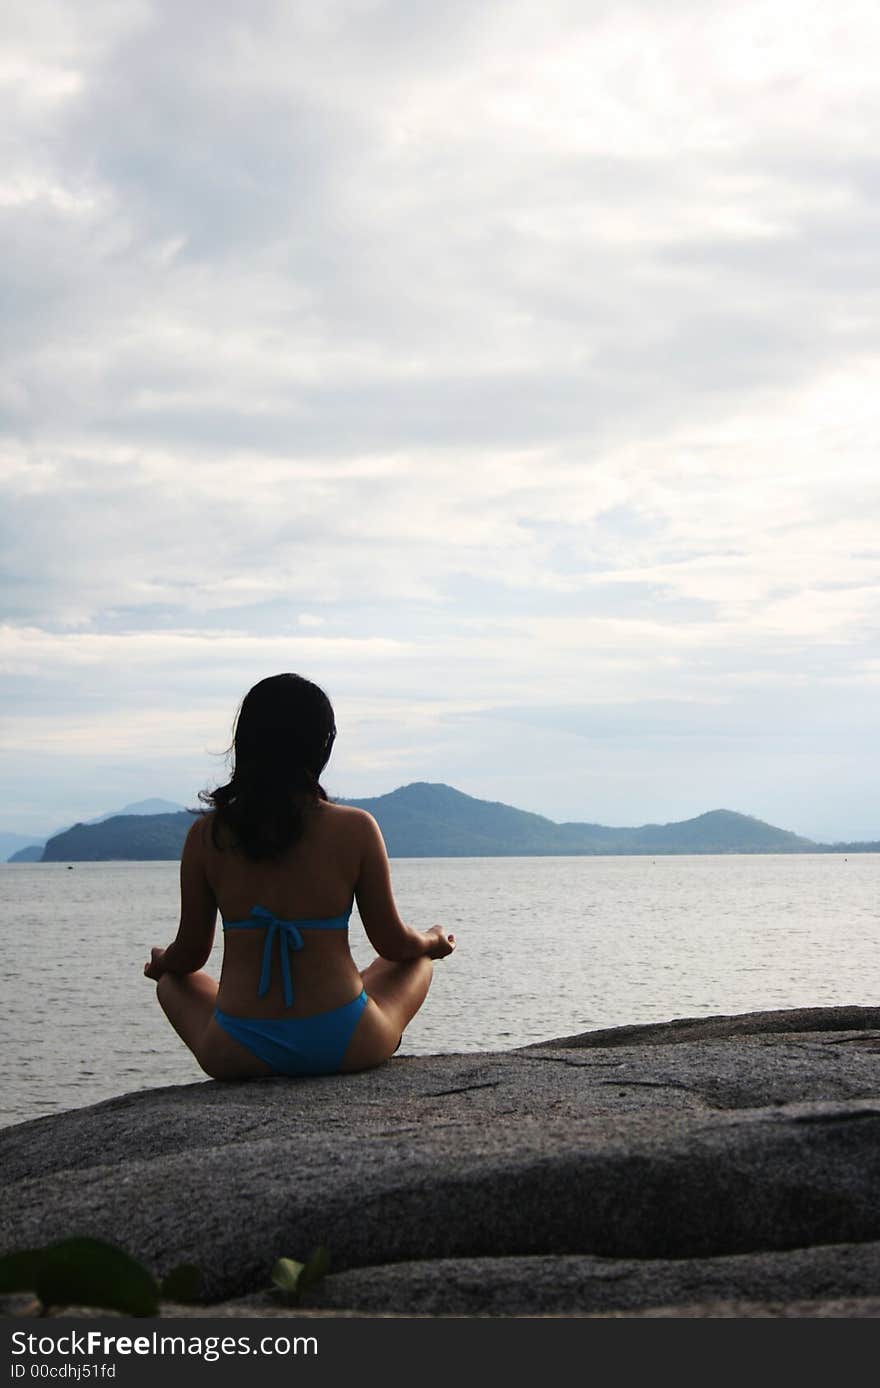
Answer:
xmin=2 ymin=0 xmax=879 ymax=838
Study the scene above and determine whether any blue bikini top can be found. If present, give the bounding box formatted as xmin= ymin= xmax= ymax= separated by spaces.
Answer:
xmin=222 ymin=903 xmax=352 ymax=1007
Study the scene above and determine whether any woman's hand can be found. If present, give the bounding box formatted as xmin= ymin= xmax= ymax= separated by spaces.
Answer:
xmin=143 ymin=946 xmax=167 ymax=981
xmin=423 ymin=925 xmax=456 ymax=959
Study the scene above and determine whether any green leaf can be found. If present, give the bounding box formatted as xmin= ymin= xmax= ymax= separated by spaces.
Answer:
xmin=271 ymin=1256 xmax=306 ymax=1300
xmin=160 ymin=1263 xmax=204 ymax=1304
xmin=0 ymin=1248 xmax=45 ymax=1294
xmin=36 ymin=1238 xmax=159 ymax=1317
xmin=271 ymin=1247 xmax=330 ymax=1303
xmin=298 ymin=1246 xmax=330 ymax=1292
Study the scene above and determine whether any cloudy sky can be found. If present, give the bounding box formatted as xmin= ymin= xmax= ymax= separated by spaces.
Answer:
xmin=2 ymin=0 xmax=879 ymax=844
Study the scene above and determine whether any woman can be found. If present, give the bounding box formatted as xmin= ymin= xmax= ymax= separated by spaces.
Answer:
xmin=144 ymin=673 xmax=455 ymax=1079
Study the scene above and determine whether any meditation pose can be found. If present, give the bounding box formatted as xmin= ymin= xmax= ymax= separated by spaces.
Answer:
xmin=144 ymin=673 xmax=455 ymax=1078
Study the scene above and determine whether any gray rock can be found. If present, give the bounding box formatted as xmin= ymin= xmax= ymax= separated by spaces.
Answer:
xmin=532 ymin=1003 xmax=880 ymax=1048
xmin=230 ymin=1242 xmax=880 ymax=1317
xmin=2 ymin=1005 xmax=880 ymax=1317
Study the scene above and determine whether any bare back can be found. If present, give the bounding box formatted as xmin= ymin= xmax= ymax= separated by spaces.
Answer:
xmin=199 ymin=801 xmax=372 ymax=1019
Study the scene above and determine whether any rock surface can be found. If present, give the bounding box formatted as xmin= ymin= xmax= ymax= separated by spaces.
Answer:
xmin=3 ymin=1005 xmax=880 ymax=1318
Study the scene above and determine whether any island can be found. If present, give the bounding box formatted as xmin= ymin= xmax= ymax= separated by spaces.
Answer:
xmin=24 ymin=783 xmax=880 ymax=862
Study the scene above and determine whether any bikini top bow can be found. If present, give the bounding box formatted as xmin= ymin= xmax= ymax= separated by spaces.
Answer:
xmin=251 ymin=905 xmax=304 ymax=1008
xmin=222 ymin=903 xmax=353 ymax=1008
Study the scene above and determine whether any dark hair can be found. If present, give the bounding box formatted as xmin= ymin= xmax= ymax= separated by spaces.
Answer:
xmin=200 ymin=673 xmax=336 ymax=859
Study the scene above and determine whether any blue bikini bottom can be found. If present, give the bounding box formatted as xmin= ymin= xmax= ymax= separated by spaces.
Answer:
xmin=214 ymin=989 xmax=368 ymax=1076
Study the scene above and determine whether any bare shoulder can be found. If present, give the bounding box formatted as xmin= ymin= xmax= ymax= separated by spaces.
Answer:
xmin=321 ymin=802 xmax=379 ymax=840
xmin=184 ymin=813 xmax=211 ymax=849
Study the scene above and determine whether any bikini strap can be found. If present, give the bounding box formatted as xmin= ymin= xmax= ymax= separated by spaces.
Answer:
xmin=250 ymin=905 xmax=303 ymax=1008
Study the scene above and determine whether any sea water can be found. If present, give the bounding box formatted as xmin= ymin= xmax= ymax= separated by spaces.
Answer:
xmin=1 ymin=853 xmax=877 ymax=1128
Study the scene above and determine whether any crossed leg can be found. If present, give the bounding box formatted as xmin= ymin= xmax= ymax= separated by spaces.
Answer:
xmin=154 ymin=971 xmax=271 ymax=1079
xmin=153 ymin=955 xmax=434 ymax=1079
xmin=341 ymin=955 xmax=434 ymax=1071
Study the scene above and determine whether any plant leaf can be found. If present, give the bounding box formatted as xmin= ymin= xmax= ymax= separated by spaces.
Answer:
xmin=298 ymin=1246 xmax=330 ymax=1292
xmin=271 ymin=1256 xmax=306 ymax=1299
xmin=271 ymin=1248 xmax=330 ymax=1303
xmin=160 ymin=1263 xmax=204 ymax=1304
xmin=35 ymin=1238 xmax=159 ymax=1317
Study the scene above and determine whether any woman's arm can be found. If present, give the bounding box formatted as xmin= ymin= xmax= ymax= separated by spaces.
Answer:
xmin=144 ymin=818 xmax=218 ymax=979
xmin=354 ymin=811 xmax=455 ymax=962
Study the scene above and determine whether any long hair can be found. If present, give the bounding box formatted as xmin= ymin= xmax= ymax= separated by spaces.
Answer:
xmin=200 ymin=673 xmax=336 ymax=859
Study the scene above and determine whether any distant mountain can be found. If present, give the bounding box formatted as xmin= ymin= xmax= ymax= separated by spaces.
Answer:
xmin=1 ymin=831 xmax=47 ymax=862
xmin=340 ymin=784 xmax=820 ymax=856
xmin=42 ymin=813 xmax=194 ymax=862
xmin=33 ymin=782 xmax=842 ymax=862
xmin=7 ymin=844 xmax=44 ymax=863
xmin=5 ymin=798 xmax=186 ymax=862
